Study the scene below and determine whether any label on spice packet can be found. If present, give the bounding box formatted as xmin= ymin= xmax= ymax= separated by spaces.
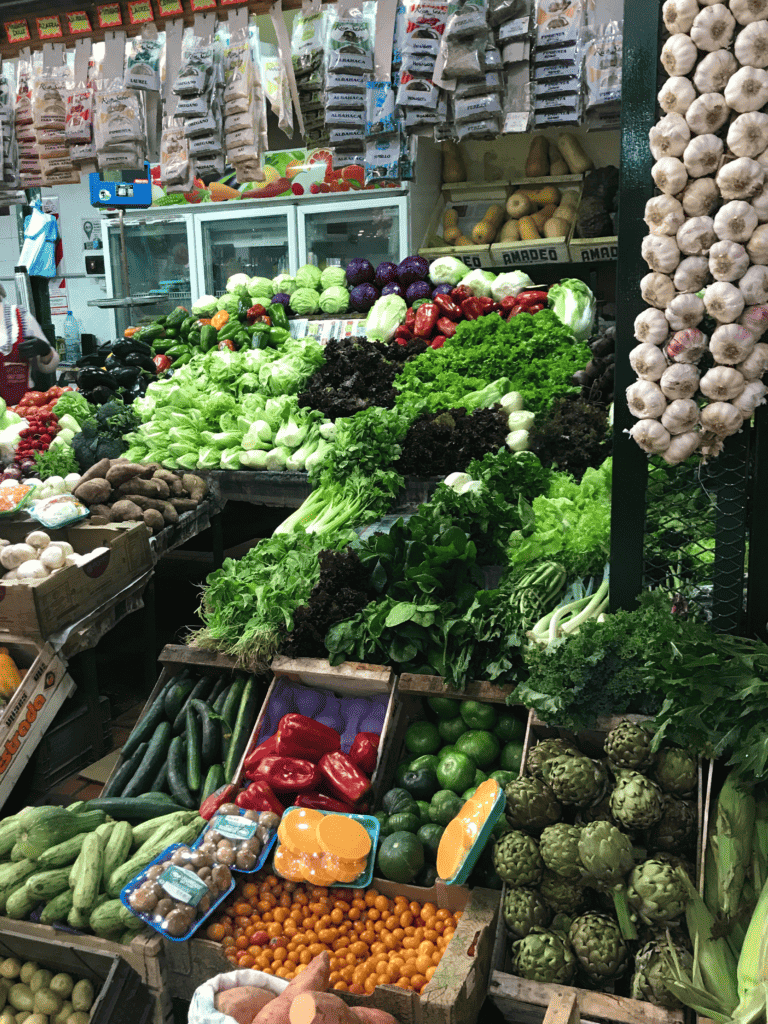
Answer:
xmin=159 ymin=865 xmax=208 ymax=906
xmin=213 ymin=814 xmax=257 ymax=841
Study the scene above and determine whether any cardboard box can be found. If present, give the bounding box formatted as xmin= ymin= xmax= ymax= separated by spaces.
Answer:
xmin=0 ymin=637 xmax=75 ymax=810
xmin=0 ymin=523 xmax=153 ymax=640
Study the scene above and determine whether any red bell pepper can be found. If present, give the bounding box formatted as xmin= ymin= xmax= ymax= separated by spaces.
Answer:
xmin=394 ymin=325 xmax=413 ymax=342
xmin=413 ymin=302 xmax=439 ymax=338
xmin=431 ymin=336 xmax=446 ymax=349
xmin=200 ymin=783 xmax=238 ymax=820
xmin=499 ymin=295 xmax=520 ymax=313
xmin=254 ymin=755 xmax=321 ymax=794
xmin=450 ymin=285 xmax=472 ymax=305
xmin=436 ymin=317 xmax=457 ymax=339
xmin=348 ymin=732 xmax=379 ymax=775
xmin=318 ymin=751 xmax=371 ymax=806
xmin=295 ymin=792 xmax=355 ymax=813
xmin=235 ymin=779 xmax=285 ymax=815
xmin=276 ymin=714 xmax=341 ymax=762
xmin=404 ymin=307 xmax=416 ymax=330
xmin=153 ymin=354 xmax=172 ymax=372
xmin=515 ymin=290 xmax=549 ymax=306
xmin=218 ymin=339 xmax=236 ymax=351
xmin=461 ymin=296 xmax=495 ymax=320
xmin=242 ymin=733 xmax=279 ymax=775
xmin=246 ymin=304 xmax=268 ymax=323
xmin=433 ymin=294 xmax=463 ymax=321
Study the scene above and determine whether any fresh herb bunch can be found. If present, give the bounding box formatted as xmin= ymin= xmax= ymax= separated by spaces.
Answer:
xmin=32 ymin=445 xmax=79 ymax=481
xmin=317 ymin=406 xmax=410 ymax=484
xmin=395 ymin=407 xmax=509 ymax=477
xmin=529 ymin=396 xmax=611 ymax=481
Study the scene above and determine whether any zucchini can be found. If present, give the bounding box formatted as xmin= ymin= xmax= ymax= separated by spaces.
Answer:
xmin=102 ymin=821 xmax=132 ymax=890
xmin=72 ymin=832 xmax=103 ymax=911
xmin=108 ymin=821 xmax=202 ymax=897
xmin=16 ymin=809 xmax=106 ymax=862
xmin=67 ymin=904 xmax=91 ymax=930
xmin=225 ymin=676 xmax=262 ymax=780
xmin=119 ymin=902 xmax=146 ymax=931
xmin=102 ymin=742 xmax=149 ymax=799
xmin=186 ymin=706 xmax=203 ymax=793
xmin=167 ymin=736 xmax=196 ymax=809
xmin=37 ymin=833 xmax=89 ymax=870
xmin=122 ymin=721 xmax=172 ymax=799
xmin=67 ymin=801 xmax=87 ymax=814
xmin=131 ymin=811 xmax=198 ymax=848
xmin=201 ymin=764 xmax=225 ymax=803
xmin=163 ymin=674 xmax=194 ymax=723
xmin=191 ymin=699 xmax=221 ymax=767
xmin=172 ymin=675 xmax=214 ymax=734
xmin=118 ymin=676 xmax=175 ymax=764
xmin=220 ymin=676 xmax=245 ymax=732
xmin=6 ymin=886 xmax=38 ymax=920
xmin=89 ymin=900 xmax=125 ymax=939
xmin=40 ymin=888 xmax=74 ymax=925
xmin=80 ymin=796 xmax=187 ymax=821
xmin=0 ymin=815 xmax=19 ymax=858
xmin=25 ymin=867 xmax=71 ymax=901
xmin=0 ymin=861 xmax=36 ymax=914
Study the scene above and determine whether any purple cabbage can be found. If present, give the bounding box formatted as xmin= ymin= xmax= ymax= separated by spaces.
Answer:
xmin=349 ymin=282 xmax=380 ymax=312
xmin=346 ymin=258 xmax=375 ymax=287
xmin=406 ymin=280 xmax=432 ymax=304
xmin=432 ymin=283 xmax=453 ymax=297
xmin=382 ymin=282 xmax=404 ymax=297
xmin=272 ymin=292 xmax=291 ymax=310
xmin=397 ymin=255 xmax=429 ymax=287
xmin=375 ymin=262 xmax=398 ymax=288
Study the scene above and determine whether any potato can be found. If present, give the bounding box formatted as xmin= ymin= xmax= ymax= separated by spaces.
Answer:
xmin=109 ymin=500 xmax=143 ymax=523
xmin=282 ymin=951 xmax=330 ymax=998
xmin=124 ymin=495 xmax=178 ymax=523
xmin=88 ymin=504 xmax=114 ymax=522
xmin=253 ymin=997 xmax=291 ymax=1024
xmin=214 ymin=986 xmax=275 ymax=1024
xmin=288 ymin=993 xmax=360 ymax=1024
xmin=73 ymin=479 xmax=111 ymax=506
xmin=105 ymin=463 xmax=145 ymax=487
xmin=182 ymin=474 xmax=208 ymax=503
xmin=77 ymin=459 xmax=110 ymax=484
xmin=142 ymin=509 xmax=164 ymax=534
xmin=137 ymin=463 xmax=163 ymax=478
xmin=117 ymin=477 xmax=169 ymax=499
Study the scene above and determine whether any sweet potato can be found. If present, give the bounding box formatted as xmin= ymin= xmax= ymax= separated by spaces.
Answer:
xmin=350 ymin=1011 xmax=400 ymax=1024
xmin=124 ymin=495 xmax=179 ymax=523
xmin=78 ymin=458 xmax=111 ymax=484
xmin=117 ymin=477 xmax=170 ymax=499
xmin=253 ymin=996 xmax=291 ymax=1024
xmin=282 ymin=952 xmax=330 ymax=999
xmin=182 ymin=473 xmax=208 ymax=502
xmin=105 ymin=462 xmax=145 ymax=486
xmin=110 ymin=499 xmax=143 ymax=522
xmin=153 ymin=469 xmax=183 ymax=495
xmin=74 ymin=479 xmax=112 ymax=505
xmin=89 ymin=504 xmax=114 ymax=521
xmin=137 ymin=462 xmax=163 ymax=478
xmin=214 ymin=986 xmax=275 ymax=1024
xmin=289 ymin=993 xmax=360 ymax=1024
xmin=170 ymin=498 xmax=197 ymax=513
xmin=142 ymin=509 xmax=164 ymax=534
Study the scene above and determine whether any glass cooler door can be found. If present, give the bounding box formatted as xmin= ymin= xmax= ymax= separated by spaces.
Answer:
xmin=297 ymin=197 xmax=409 ymax=269
xmin=193 ymin=205 xmax=298 ymax=297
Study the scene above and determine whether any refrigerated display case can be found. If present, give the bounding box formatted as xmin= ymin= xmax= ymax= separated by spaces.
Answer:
xmin=193 ymin=204 xmax=298 ymax=296
xmin=297 ymin=196 xmax=409 ymax=270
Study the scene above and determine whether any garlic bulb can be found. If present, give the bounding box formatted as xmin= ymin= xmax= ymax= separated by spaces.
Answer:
xmin=641 ymin=272 xmax=677 ymax=308
xmin=660 ymin=362 xmax=701 ymax=399
xmin=629 ymin=420 xmax=672 ymax=454
xmin=683 ymin=134 xmax=724 ymax=177
xmin=665 ymin=292 xmax=705 ymax=329
xmin=716 ymin=157 xmax=765 ymax=200
xmin=752 ymin=186 xmax=768 ymax=222
xmin=634 ymin=307 xmax=670 ymax=344
xmin=704 ymin=281 xmax=747 ymax=321
xmin=758 ymin=149 xmax=768 ymax=169
xmin=652 ymin=157 xmax=689 ymax=196
xmin=710 ymin=323 xmax=756 ymax=364
xmin=731 ymin=0 xmax=768 ymax=25
xmin=642 ymin=234 xmax=682 ymax=274
xmin=737 ymin=340 xmax=768 ymax=377
xmin=663 ymin=0 xmax=699 ymax=33
xmin=686 ymin=93 xmax=729 ymax=135
xmin=677 ymin=215 xmax=717 ymax=254
xmin=626 ymin=380 xmax=668 ymax=418
xmin=691 ymin=4 xmax=736 ymax=50
xmin=661 ymin=34 xmax=699 ymax=77
xmin=650 ymin=114 xmax=692 ymax=160
xmin=700 ymin=401 xmax=744 ymax=434
xmin=630 ymin=343 xmax=669 ymax=380
xmin=661 ymin=431 xmax=701 ymax=464
xmin=659 ymin=77 xmax=698 ymax=115
xmin=738 ymin=304 xmax=768 ymax=337
xmin=682 ymin=177 xmax=720 ymax=215
xmin=734 ymin=20 xmax=768 ymax=66
xmin=662 ymin=398 xmax=701 ymax=433
xmin=725 ymin=66 xmax=768 ymax=111
xmin=666 ymin=327 xmax=708 ymax=361
xmin=644 ymin=195 xmax=686 ymax=235
xmin=694 ymin=50 xmax=739 ymax=93
xmin=709 ymin=240 xmax=751 ymax=280
xmin=739 ymin=265 xmax=768 ymax=303
xmin=747 ymin=223 xmax=768 ymax=263
xmin=726 ymin=113 xmax=768 ymax=157
xmin=733 ymin=380 xmax=768 ymax=415
xmin=700 ymin=366 xmax=747 ymax=400
xmin=713 ymin=200 xmax=758 ymax=241
xmin=675 ymin=256 xmax=710 ymax=292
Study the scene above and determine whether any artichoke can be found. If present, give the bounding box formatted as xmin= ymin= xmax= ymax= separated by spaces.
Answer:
xmin=631 ymin=941 xmax=693 ymax=1009
xmin=610 ymin=770 xmax=664 ymax=831
xmin=578 ymin=821 xmax=638 ymax=940
xmin=503 ymin=886 xmax=551 ymax=938
xmin=577 ymin=796 xmax=616 ymax=827
xmin=539 ymin=871 xmax=589 ymax=915
xmin=627 ymin=858 xmax=689 ymax=925
xmin=511 ymin=927 xmax=577 ymax=984
xmin=654 ymin=747 xmax=697 ymax=795
xmin=505 ymin=777 xmax=562 ymax=833
xmin=539 ymin=823 xmax=584 ymax=881
xmin=544 ymin=755 xmax=608 ymax=808
xmin=526 ymin=738 xmax=578 ymax=780
xmin=604 ymin=720 xmax=654 ymax=771
xmin=646 ymin=795 xmax=697 ymax=854
xmin=569 ymin=912 xmax=629 ymax=981
xmin=493 ymin=831 xmax=544 ymax=887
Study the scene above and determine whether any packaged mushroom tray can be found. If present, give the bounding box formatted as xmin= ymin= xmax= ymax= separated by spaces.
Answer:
xmin=192 ymin=805 xmax=279 ymax=874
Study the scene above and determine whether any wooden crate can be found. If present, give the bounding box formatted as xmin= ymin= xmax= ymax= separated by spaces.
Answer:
xmin=0 ymin=918 xmax=168 ymax=1024
xmin=418 ymin=188 xmax=504 ymax=269
xmin=398 ymin=671 xmax=515 ymax=705
xmin=568 ymin=235 xmax=619 ymax=264
xmin=489 ymin=176 xmax=582 ymax=269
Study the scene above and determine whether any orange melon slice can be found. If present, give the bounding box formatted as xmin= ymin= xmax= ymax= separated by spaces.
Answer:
xmin=436 ymin=819 xmax=466 ymax=881
xmin=283 ymin=808 xmax=325 ymax=856
xmin=331 ymin=857 xmax=368 ymax=884
xmin=316 ymin=814 xmax=371 ymax=861
xmin=274 ymin=844 xmax=307 ymax=882
xmin=300 ymin=855 xmax=338 ymax=886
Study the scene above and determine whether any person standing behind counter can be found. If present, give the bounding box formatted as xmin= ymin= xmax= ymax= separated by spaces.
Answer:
xmin=0 ymin=284 xmax=59 ymax=406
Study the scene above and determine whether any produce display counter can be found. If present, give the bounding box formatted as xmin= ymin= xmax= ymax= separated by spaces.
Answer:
xmin=148 ymin=477 xmax=226 ymax=563
xmin=397 ymin=672 xmax=513 ymax=706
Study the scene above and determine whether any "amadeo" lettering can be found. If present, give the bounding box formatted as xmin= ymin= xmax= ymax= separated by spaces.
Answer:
xmin=0 ymin=695 xmax=46 ymax=773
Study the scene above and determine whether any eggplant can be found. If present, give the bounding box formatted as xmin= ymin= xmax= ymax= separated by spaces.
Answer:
xmin=78 ymin=368 xmax=118 ymax=391
xmin=104 ymin=353 xmax=124 ymax=371
xmin=85 ymin=385 xmax=115 ymax=405
xmin=75 ymin=353 xmax=103 ymax=368
xmin=112 ymin=339 xmax=152 ymax=359
xmin=124 ymin=352 xmax=158 ymax=373
xmin=111 ymin=365 xmax=142 ymax=387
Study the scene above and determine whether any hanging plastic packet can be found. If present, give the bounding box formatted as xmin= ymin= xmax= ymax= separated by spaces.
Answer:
xmin=32 ymin=67 xmax=68 ymax=131
xmin=174 ymin=39 xmax=214 ymax=97
xmin=125 ymin=25 xmax=164 ymax=93
xmin=502 ymin=61 xmax=531 ymax=132
xmin=490 ymin=0 xmax=530 ymax=30
xmin=94 ymin=79 xmax=146 ymax=171
xmin=365 ymin=133 xmax=401 ymax=184
xmin=328 ymin=2 xmax=375 ymax=75
xmin=261 ymin=43 xmax=294 ymax=140
xmin=438 ymin=0 xmax=490 ymax=80
xmin=15 ymin=61 xmax=33 ymax=128
xmin=392 ymin=1 xmax=407 ymax=68
xmin=536 ymin=0 xmax=584 ymax=48
xmin=66 ymin=87 xmax=92 ymax=144
xmin=584 ymin=21 xmax=622 ymax=109
xmin=366 ymin=81 xmax=397 ymax=136
xmin=160 ymin=116 xmax=193 ymax=191
xmin=454 ymin=71 xmax=503 ymax=98
xmin=454 ymin=91 xmax=502 ymax=123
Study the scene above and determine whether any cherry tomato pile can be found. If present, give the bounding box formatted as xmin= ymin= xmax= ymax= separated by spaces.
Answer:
xmin=14 ymin=410 xmax=59 ymax=465
xmin=207 ymin=874 xmax=462 ymax=995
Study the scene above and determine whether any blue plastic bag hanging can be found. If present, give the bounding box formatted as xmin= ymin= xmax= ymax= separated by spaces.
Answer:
xmin=18 ymin=200 xmax=59 ymax=277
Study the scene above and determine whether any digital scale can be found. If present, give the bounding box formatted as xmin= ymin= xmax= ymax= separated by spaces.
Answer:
xmin=88 ymin=161 xmax=153 ymax=209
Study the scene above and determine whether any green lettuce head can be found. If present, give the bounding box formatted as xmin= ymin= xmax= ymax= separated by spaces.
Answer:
xmin=548 ymin=278 xmax=596 ymax=342
xmin=319 ymin=286 xmax=350 ymax=315
xmin=289 ymin=288 xmax=321 ymax=315
xmin=320 ymin=266 xmax=347 ymax=290
xmin=295 ymin=264 xmax=322 ymax=290
xmin=272 ymin=273 xmax=296 ymax=296
xmin=216 ymin=292 xmax=241 ymax=315
xmin=248 ymin=277 xmax=275 ymax=299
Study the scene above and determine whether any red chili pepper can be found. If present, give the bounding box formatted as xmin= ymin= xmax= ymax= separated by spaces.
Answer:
xmin=431 ymin=336 xmax=446 ymax=349
xmin=294 ymin=792 xmax=355 ymax=813
xmin=153 ymin=354 xmax=171 ymax=372
xmin=436 ymin=317 xmax=457 ymax=339
xmin=235 ymin=779 xmax=285 ymax=816
xmin=413 ymin=302 xmax=439 ymax=338
xmin=433 ymin=294 xmax=463 ymax=321
xmin=254 ymin=755 xmax=321 ymax=794
xmin=527 ymin=303 xmax=545 ymax=313
xmin=242 ymin=733 xmax=279 ymax=774
xmin=276 ymin=714 xmax=341 ymax=763
xmin=246 ymin=304 xmax=268 ymax=323
xmin=450 ymin=285 xmax=472 ymax=305
xmin=318 ymin=751 xmax=371 ymax=806
xmin=199 ymin=783 xmax=238 ymax=820
xmin=348 ymin=733 xmax=380 ymax=775
xmin=394 ymin=325 xmax=413 ymax=342
xmin=507 ymin=305 xmax=524 ymax=317
xmin=404 ymin=307 xmax=416 ymax=330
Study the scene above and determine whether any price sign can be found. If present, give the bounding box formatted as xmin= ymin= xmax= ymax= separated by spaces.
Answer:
xmin=4 ymin=20 xmax=30 ymax=44
xmin=191 ymin=0 xmax=218 ymax=9
xmin=157 ymin=0 xmax=183 ymax=14
xmin=96 ymin=4 xmax=123 ymax=27
xmin=65 ymin=11 xmax=92 ymax=34
xmin=127 ymin=0 xmax=154 ymax=24
xmin=36 ymin=15 xmax=63 ymax=39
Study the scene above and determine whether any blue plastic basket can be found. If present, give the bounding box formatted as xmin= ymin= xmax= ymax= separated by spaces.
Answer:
xmin=439 ymin=783 xmax=506 ymax=886
xmin=193 ymin=809 xmax=277 ymax=875
xmin=274 ymin=807 xmax=381 ymax=890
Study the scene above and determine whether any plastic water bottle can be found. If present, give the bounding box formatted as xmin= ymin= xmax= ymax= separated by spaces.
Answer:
xmin=63 ymin=311 xmax=81 ymax=363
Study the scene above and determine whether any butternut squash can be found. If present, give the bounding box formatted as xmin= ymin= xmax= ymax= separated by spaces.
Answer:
xmin=471 ymin=204 xmax=506 ymax=244
xmin=526 ymin=185 xmax=561 ymax=206
xmin=552 ymin=204 xmax=576 ymax=224
xmin=544 ymin=217 xmax=570 ymax=237
xmin=454 ymin=233 xmax=474 ymax=246
xmin=558 ymin=133 xmax=594 ymax=173
xmin=526 ymin=135 xmax=549 ymax=177
xmin=506 ymin=191 xmax=534 ymax=217
xmin=497 ymin=219 xmax=521 ymax=242
xmin=532 ymin=203 xmax=557 ymax=230
xmin=444 ymin=226 xmax=462 ymax=244
xmin=519 ymin=216 xmax=541 ymax=240
xmin=549 ymin=141 xmax=569 ymax=176
xmin=441 ymin=140 xmax=466 ymax=183
xmin=443 ymin=208 xmax=459 ymax=231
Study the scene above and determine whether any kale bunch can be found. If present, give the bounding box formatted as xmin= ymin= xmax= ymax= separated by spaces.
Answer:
xmin=529 ymin=396 xmax=611 ymax=481
xmin=71 ymin=399 xmax=138 ymax=470
xmin=395 ymin=407 xmax=509 ymax=477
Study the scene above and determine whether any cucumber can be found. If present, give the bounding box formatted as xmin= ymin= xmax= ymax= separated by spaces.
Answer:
xmin=163 ymin=674 xmax=194 ymax=723
xmin=102 ymin=741 xmax=149 ymax=799
xmin=225 ymin=676 xmax=262 ymax=780
xmin=172 ymin=675 xmax=215 ymax=735
xmin=185 ymin=706 xmax=203 ymax=794
xmin=102 ymin=821 xmax=132 ymax=890
xmin=201 ymin=764 xmax=224 ymax=803
xmin=72 ymin=833 xmax=103 ymax=911
xmin=119 ymin=676 xmax=175 ymax=762
xmin=167 ymin=736 xmax=196 ymax=809
xmin=149 ymin=761 xmax=169 ymax=795
xmin=190 ymin=699 xmax=220 ymax=767
xmin=208 ymin=674 xmax=229 ymax=708
xmin=37 ymin=833 xmax=88 ymax=870
xmin=212 ymin=686 xmax=231 ymax=716
xmin=80 ymin=796 xmax=188 ymax=821
xmin=220 ymin=676 xmax=245 ymax=732
xmin=122 ymin=721 xmax=172 ymax=799
xmin=40 ymin=889 xmax=73 ymax=925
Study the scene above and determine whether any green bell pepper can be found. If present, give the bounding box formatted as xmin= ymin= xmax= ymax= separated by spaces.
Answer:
xmin=200 ymin=325 xmax=218 ymax=352
xmin=268 ymin=303 xmax=289 ymax=331
xmin=217 ymin=321 xmax=240 ymax=341
xmin=170 ymin=352 xmax=192 ymax=367
xmin=180 ymin=316 xmax=197 ymax=340
xmin=236 ymin=297 xmax=250 ymax=322
xmin=267 ymin=327 xmax=291 ymax=348
xmin=165 ymin=343 xmax=191 ymax=359
xmin=151 ymin=337 xmax=173 ymax=354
